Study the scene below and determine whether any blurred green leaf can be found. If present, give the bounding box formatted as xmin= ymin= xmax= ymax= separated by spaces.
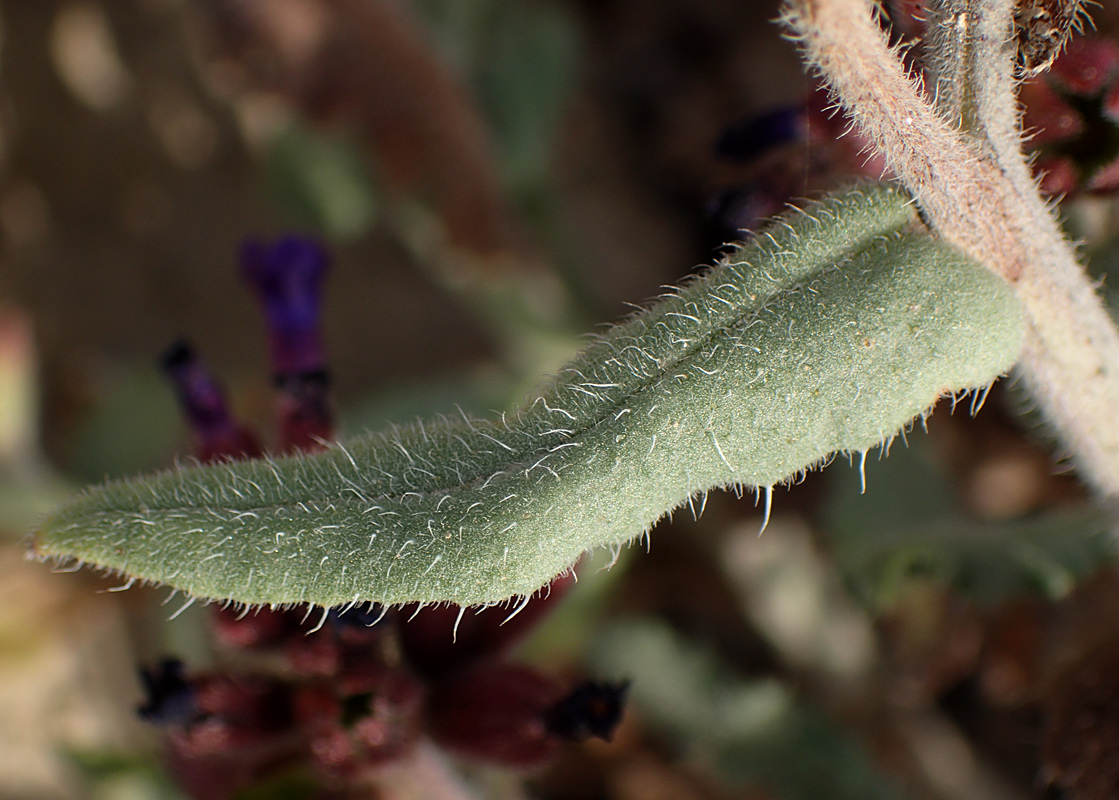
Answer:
xmin=65 ymin=364 xmax=182 ymax=483
xmin=66 ymin=749 xmax=187 ymax=800
xmin=476 ymin=2 xmax=580 ymax=197
xmin=233 ymin=771 xmax=319 ymax=800
xmin=824 ymin=429 xmax=1117 ymax=607
xmin=264 ymin=123 xmax=378 ymax=240
xmin=590 ymin=620 xmax=907 ymax=800
xmin=411 ymin=0 xmax=494 ymax=72
xmin=413 ymin=0 xmax=580 ymax=200
xmin=0 ymin=476 xmax=74 ymax=534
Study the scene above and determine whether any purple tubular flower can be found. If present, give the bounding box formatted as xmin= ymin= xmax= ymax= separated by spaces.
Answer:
xmin=138 ymin=659 xmax=197 ymax=726
xmin=239 ymin=236 xmax=331 ymax=378
xmin=240 ymin=236 xmax=335 ymax=452
xmin=160 ymin=340 xmax=262 ymax=463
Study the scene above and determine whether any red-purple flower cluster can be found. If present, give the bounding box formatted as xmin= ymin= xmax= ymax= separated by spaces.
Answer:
xmin=147 ymin=237 xmax=626 ymax=798
xmin=1021 ymin=35 xmax=1119 ymax=197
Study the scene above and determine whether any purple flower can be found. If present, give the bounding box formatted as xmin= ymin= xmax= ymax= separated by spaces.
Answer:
xmin=160 ymin=340 xmax=261 ymax=463
xmin=239 ymin=236 xmax=330 ymax=378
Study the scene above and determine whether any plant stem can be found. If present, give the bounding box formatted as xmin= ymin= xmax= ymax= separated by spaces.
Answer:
xmin=784 ymin=0 xmax=1119 ymax=497
xmin=782 ymin=0 xmax=1026 ymax=282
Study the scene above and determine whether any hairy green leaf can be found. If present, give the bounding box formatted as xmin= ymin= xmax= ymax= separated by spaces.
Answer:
xmin=33 ymin=185 xmax=1023 ymax=608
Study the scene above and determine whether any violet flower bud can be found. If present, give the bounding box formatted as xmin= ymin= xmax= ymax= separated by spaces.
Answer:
xmin=274 ymin=368 xmax=334 ymax=453
xmin=160 ymin=340 xmax=262 ymax=463
xmin=239 ymin=236 xmax=330 ymax=378
xmin=239 ymin=236 xmax=335 ymax=452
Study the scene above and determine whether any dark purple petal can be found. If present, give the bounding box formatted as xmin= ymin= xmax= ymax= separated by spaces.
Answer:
xmin=706 ymin=184 xmax=787 ymax=238
xmin=160 ymin=340 xmax=262 ymax=463
xmin=328 ymin=604 xmax=391 ymax=632
xmin=240 ymin=236 xmax=331 ymax=377
xmin=427 ymin=664 xmax=563 ymax=767
xmin=1087 ymin=155 xmax=1119 ymax=195
xmin=1050 ymin=37 xmax=1119 ymax=98
xmin=1020 ymin=77 xmax=1085 ymax=147
xmin=295 ymin=667 xmax=424 ymax=781
xmin=164 ymin=674 xmax=299 ymax=800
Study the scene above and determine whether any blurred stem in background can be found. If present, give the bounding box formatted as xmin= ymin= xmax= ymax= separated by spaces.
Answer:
xmin=0 ymin=310 xmax=71 ymax=532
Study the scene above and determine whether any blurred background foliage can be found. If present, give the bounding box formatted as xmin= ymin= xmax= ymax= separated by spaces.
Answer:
xmin=4 ymin=0 xmax=1119 ymax=798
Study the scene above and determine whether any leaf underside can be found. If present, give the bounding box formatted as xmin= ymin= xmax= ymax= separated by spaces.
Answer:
xmin=33 ymin=185 xmax=1024 ymax=608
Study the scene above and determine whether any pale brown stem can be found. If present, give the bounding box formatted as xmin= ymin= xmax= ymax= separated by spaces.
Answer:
xmin=782 ymin=0 xmax=1027 ymax=281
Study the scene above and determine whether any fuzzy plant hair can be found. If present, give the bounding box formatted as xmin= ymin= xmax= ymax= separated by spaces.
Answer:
xmin=36 ymin=0 xmax=1119 ymax=612
xmin=784 ymin=0 xmax=1119 ymax=495
xmin=33 ymin=185 xmax=1023 ymax=609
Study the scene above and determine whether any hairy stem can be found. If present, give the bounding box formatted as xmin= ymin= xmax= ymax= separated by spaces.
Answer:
xmin=782 ymin=0 xmax=1027 ymax=281
xmin=784 ymin=0 xmax=1119 ymax=496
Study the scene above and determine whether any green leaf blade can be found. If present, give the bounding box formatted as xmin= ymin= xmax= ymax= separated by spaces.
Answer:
xmin=34 ymin=186 xmax=1023 ymax=608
